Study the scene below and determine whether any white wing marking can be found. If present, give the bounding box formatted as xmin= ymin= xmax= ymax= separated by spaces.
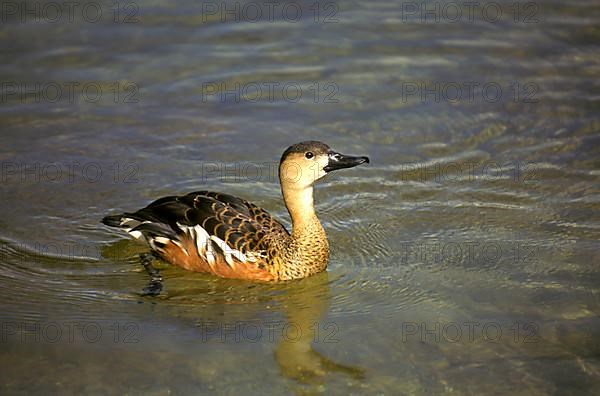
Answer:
xmin=209 ymin=235 xmax=249 ymax=266
xmin=154 ymin=237 xmax=171 ymax=245
xmin=128 ymin=230 xmax=143 ymax=239
xmin=176 ymin=223 xmax=257 ymax=267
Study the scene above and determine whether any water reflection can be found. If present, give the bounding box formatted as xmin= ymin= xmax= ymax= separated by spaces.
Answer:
xmin=1 ymin=0 xmax=599 ymax=393
xmin=162 ymin=270 xmax=366 ymax=386
xmin=273 ymin=272 xmax=365 ymax=384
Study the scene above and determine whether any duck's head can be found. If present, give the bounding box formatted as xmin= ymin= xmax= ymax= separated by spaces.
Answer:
xmin=279 ymin=141 xmax=369 ymax=190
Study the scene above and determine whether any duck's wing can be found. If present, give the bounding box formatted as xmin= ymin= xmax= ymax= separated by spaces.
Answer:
xmin=102 ymin=191 xmax=289 ymax=280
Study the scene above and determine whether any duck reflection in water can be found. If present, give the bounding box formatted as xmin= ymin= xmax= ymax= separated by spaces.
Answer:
xmin=273 ymin=272 xmax=365 ymax=384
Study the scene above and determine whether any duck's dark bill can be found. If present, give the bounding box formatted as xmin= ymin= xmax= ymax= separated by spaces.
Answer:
xmin=324 ymin=151 xmax=370 ymax=172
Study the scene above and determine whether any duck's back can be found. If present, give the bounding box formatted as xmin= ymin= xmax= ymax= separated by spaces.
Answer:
xmin=102 ymin=191 xmax=290 ymax=280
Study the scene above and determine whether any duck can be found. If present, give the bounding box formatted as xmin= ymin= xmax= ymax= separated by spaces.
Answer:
xmin=102 ymin=141 xmax=369 ymax=290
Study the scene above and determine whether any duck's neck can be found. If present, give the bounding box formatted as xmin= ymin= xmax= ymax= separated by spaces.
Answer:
xmin=283 ymin=186 xmax=317 ymax=230
xmin=280 ymin=185 xmax=329 ymax=278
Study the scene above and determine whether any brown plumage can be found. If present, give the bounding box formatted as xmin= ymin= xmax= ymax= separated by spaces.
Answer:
xmin=102 ymin=141 xmax=369 ymax=283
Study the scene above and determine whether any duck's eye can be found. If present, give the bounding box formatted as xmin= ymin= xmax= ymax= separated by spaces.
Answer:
xmin=305 ymin=152 xmax=314 ymax=159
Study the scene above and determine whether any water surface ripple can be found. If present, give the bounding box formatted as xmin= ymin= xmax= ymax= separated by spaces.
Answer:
xmin=1 ymin=0 xmax=599 ymax=394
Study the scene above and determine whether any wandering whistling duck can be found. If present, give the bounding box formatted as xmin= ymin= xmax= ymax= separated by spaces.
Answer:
xmin=102 ymin=141 xmax=369 ymax=293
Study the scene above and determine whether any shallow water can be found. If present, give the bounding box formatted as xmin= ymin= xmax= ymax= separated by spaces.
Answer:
xmin=1 ymin=0 xmax=599 ymax=394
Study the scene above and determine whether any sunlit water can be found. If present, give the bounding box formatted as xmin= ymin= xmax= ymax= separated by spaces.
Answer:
xmin=1 ymin=0 xmax=599 ymax=394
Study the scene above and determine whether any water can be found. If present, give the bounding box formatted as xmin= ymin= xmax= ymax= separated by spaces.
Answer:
xmin=1 ymin=0 xmax=599 ymax=394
